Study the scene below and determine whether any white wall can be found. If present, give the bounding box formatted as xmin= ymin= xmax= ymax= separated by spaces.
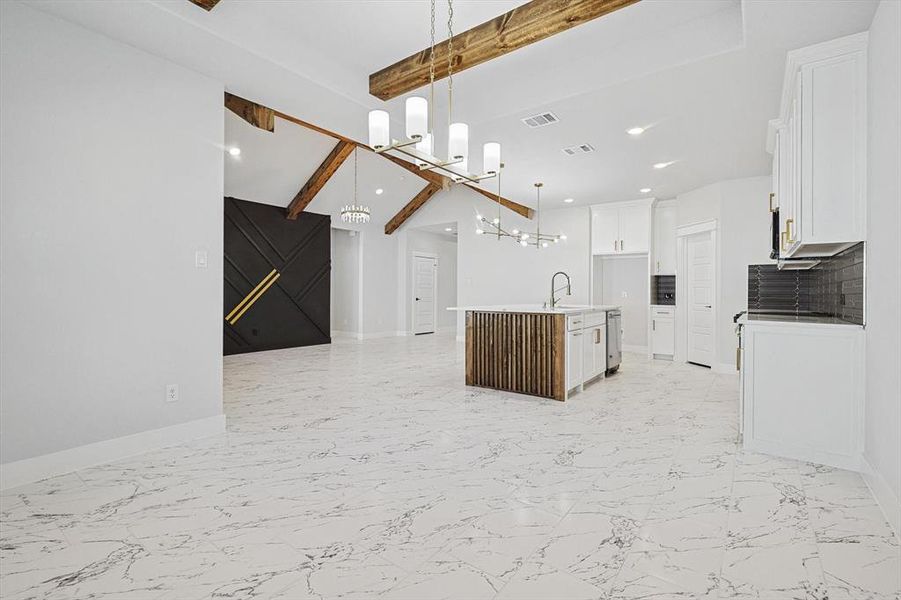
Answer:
xmin=330 ymin=229 xmax=360 ymax=335
xmin=406 ymin=230 xmax=457 ymax=331
xmin=406 ymin=186 xmax=594 ymax=337
xmin=0 ymin=3 xmax=224 ymax=467
xmin=864 ymin=0 xmax=901 ymax=532
xmin=675 ymin=177 xmax=773 ymax=370
xmin=594 ymin=256 xmax=649 ymax=350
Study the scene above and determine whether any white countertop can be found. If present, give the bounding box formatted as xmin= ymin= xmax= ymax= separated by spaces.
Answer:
xmin=448 ymin=304 xmax=620 ymax=315
xmin=738 ymin=313 xmax=864 ymax=329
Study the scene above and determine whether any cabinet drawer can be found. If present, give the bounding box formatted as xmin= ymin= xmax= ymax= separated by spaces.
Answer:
xmin=584 ymin=311 xmax=606 ymax=328
xmin=567 ymin=315 xmax=584 ymax=331
xmin=652 ymin=307 xmax=675 ymax=319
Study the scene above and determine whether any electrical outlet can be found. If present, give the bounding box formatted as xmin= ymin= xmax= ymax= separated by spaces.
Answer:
xmin=166 ymin=384 xmax=179 ymax=403
xmin=195 ymin=250 xmax=208 ymax=268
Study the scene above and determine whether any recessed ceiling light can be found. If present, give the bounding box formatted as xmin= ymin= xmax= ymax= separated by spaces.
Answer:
xmin=375 ymin=188 xmax=384 ymax=195
xmin=563 ymin=198 xmax=575 ymax=204
xmin=627 ymin=127 xmax=645 ymax=136
xmin=227 ymin=146 xmax=241 ymax=156
xmin=653 ymin=161 xmax=674 ymax=169
xmin=640 ymin=188 xmax=652 ymax=193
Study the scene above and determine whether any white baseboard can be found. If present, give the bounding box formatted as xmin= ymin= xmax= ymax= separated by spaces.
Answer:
xmin=861 ymin=455 xmax=901 ymax=538
xmin=0 ymin=414 xmax=226 ymax=491
xmin=743 ymin=438 xmax=864 ymax=473
xmin=713 ymin=362 xmax=739 ymax=375
xmin=330 ymin=330 xmax=360 ymax=340
xmin=622 ymin=345 xmax=648 ymax=354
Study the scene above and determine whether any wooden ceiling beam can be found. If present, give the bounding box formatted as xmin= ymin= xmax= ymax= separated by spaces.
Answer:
xmin=188 ymin=0 xmax=221 ymax=10
xmin=385 ymin=183 xmax=443 ymax=235
xmin=369 ymin=0 xmax=640 ymax=101
xmin=377 ymin=153 xmax=534 ymax=219
xmin=222 ymin=95 xmax=533 ymax=221
xmin=286 ymin=141 xmax=356 ymax=219
xmin=225 ymin=92 xmax=275 ymax=132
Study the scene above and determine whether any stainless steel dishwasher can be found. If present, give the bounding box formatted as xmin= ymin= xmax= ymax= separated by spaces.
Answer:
xmin=606 ymin=310 xmax=622 ymax=374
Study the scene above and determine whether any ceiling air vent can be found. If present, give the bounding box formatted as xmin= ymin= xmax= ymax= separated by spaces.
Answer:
xmin=521 ymin=112 xmax=559 ymax=128
xmin=562 ymin=143 xmax=595 ymax=156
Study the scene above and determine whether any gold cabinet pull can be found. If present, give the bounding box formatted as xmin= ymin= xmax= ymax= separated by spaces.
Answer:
xmin=786 ymin=218 xmax=795 ymax=243
xmin=781 ymin=230 xmax=788 ymax=252
xmin=768 ymin=193 xmax=776 ymax=213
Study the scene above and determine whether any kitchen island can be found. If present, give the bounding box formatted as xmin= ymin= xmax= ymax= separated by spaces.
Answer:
xmin=448 ymin=305 xmax=621 ymax=401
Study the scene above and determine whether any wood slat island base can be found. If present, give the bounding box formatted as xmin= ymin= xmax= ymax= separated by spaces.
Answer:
xmin=465 ymin=311 xmax=566 ymax=401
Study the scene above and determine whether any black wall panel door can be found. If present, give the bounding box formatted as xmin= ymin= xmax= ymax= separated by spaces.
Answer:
xmin=224 ymin=197 xmax=330 ymax=355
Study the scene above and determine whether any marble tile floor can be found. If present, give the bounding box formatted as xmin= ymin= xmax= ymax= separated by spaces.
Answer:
xmin=1 ymin=334 xmax=898 ymax=600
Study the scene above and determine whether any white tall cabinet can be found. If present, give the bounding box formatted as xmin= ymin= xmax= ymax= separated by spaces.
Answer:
xmin=652 ymin=201 xmax=677 ymax=275
xmin=768 ymin=32 xmax=868 ymax=258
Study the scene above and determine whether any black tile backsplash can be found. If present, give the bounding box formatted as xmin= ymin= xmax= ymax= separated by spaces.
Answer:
xmin=747 ymin=242 xmax=864 ymax=325
xmin=653 ymin=275 xmax=676 ymax=305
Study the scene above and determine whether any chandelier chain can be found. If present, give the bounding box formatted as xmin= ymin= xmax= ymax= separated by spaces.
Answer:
xmin=353 ymin=145 xmax=358 ymax=203
xmin=447 ymin=0 xmax=454 ymax=126
xmin=429 ymin=0 xmax=435 ymax=136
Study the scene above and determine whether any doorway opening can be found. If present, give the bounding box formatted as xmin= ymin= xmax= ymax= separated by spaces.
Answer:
xmin=407 ymin=224 xmax=458 ymax=336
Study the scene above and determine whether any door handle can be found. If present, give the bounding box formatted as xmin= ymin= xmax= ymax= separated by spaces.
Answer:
xmin=652 ymin=319 xmax=656 ymax=331
xmin=705 ymin=305 xmax=712 ymax=308
xmin=613 ymin=240 xmax=617 ymax=251
xmin=415 ymin=297 xmax=420 ymax=301
xmin=621 ymin=239 xmax=625 ymax=251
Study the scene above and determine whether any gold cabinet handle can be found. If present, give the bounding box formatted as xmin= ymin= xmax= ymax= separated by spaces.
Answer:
xmin=786 ymin=218 xmax=795 ymax=243
xmin=768 ymin=193 xmax=776 ymax=213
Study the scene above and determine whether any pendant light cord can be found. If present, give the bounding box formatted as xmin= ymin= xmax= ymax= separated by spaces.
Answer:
xmin=353 ymin=146 xmax=358 ymax=207
xmin=447 ymin=0 xmax=454 ymax=126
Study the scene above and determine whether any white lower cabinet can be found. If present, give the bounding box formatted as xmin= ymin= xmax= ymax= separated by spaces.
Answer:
xmin=567 ymin=329 xmax=583 ymax=391
xmin=583 ymin=324 xmax=606 ymax=383
xmin=741 ymin=321 xmax=864 ymax=470
xmin=650 ymin=306 xmax=675 ymax=358
xmin=567 ymin=310 xmax=607 ymax=392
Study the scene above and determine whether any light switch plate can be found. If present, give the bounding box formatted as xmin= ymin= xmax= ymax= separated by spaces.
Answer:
xmin=195 ymin=250 xmax=208 ymax=268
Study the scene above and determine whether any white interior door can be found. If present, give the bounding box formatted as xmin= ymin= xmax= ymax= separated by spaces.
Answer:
xmin=686 ymin=231 xmax=715 ymax=366
xmin=412 ymin=254 xmax=436 ymax=335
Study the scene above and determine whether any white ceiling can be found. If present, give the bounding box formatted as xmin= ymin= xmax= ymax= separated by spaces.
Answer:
xmin=28 ymin=0 xmax=879 ymax=208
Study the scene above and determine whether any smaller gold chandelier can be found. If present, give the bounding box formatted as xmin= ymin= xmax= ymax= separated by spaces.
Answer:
xmin=477 ymin=180 xmax=565 ymax=249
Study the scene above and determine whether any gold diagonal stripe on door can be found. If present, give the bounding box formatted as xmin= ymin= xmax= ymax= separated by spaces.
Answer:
xmin=225 ymin=268 xmax=277 ymax=322
xmin=228 ymin=271 xmax=280 ymax=325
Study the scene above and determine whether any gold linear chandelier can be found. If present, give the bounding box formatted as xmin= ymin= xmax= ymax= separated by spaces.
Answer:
xmin=367 ymin=0 xmax=500 ymax=185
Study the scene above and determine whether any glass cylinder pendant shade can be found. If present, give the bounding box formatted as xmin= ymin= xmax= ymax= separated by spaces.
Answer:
xmin=368 ymin=110 xmax=390 ymax=149
xmin=448 ymin=122 xmax=469 ymax=163
xmin=405 ymin=96 xmax=428 ymax=140
xmin=482 ymin=142 xmax=501 ymax=174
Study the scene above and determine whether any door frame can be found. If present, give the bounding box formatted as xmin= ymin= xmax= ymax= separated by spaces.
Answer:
xmin=410 ymin=251 xmax=438 ymax=335
xmin=674 ymin=219 xmax=718 ymax=366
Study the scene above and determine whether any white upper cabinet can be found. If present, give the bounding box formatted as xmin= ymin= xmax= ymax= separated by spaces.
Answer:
xmin=767 ymin=32 xmax=867 ymax=258
xmin=591 ymin=199 xmax=653 ymax=256
xmin=653 ymin=202 xmax=677 ymax=275
xmin=591 ymin=205 xmax=620 ymax=255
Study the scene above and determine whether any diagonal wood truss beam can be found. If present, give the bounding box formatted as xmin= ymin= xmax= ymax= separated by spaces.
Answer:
xmin=286 ymin=141 xmax=356 ymax=220
xmin=384 ymin=183 xmax=443 ymax=235
xmin=222 ymin=93 xmax=533 ymax=223
xmin=188 ymin=0 xmax=221 ymax=10
xmin=225 ymin=92 xmax=274 ymax=132
xmin=369 ymin=0 xmax=640 ymax=101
